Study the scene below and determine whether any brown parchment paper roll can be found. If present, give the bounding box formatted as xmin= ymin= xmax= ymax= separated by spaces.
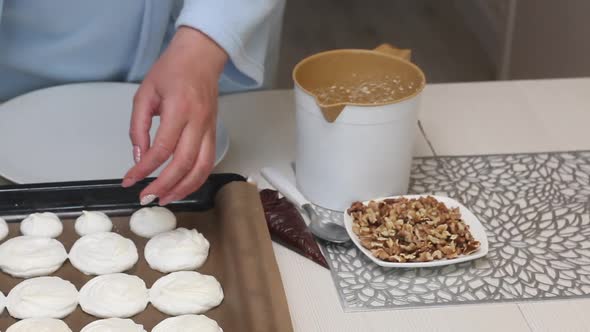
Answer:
xmin=0 ymin=182 xmax=293 ymax=332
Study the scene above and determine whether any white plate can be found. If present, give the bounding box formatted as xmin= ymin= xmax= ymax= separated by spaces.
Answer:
xmin=0 ymin=83 xmax=230 ymax=184
xmin=343 ymin=195 xmax=489 ymax=268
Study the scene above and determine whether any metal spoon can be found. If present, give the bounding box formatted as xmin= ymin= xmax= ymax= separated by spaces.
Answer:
xmin=261 ymin=167 xmax=350 ymax=243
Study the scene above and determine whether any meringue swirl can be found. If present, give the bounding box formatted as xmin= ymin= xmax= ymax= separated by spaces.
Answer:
xmin=69 ymin=232 xmax=138 ymax=275
xmin=149 ymin=271 xmax=223 ymax=315
xmin=6 ymin=318 xmax=72 ymax=332
xmin=20 ymin=212 xmax=63 ymax=238
xmin=129 ymin=206 xmax=176 ymax=238
xmin=75 ymin=211 xmax=113 ymax=236
xmin=80 ymin=318 xmax=146 ymax=332
xmin=152 ymin=315 xmax=222 ymax=332
xmin=0 ymin=236 xmax=68 ymax=278
xmin=145 ymin=228 xmax=210 ymax=273
xmin=7 ymin=276 xmax=78 ymax=319
xmin=80 ymin=273 xmax=148 ymax=318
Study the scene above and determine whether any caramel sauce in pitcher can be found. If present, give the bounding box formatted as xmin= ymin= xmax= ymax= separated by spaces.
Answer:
xmin=312 ymin=73 xmax=418 ymax=105
xmin=293 ymin=45 xmax=426 ymax=122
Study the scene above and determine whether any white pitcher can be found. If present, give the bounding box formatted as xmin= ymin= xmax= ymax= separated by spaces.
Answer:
xmin=292 ymin=44 xmax=426 ymax=211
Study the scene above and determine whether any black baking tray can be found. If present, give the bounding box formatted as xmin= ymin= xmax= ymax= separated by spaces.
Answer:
xmin=0 ymin=173 xmax=245 ymax=220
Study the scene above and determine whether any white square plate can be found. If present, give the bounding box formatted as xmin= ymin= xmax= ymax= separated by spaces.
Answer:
xmin=343 ymin=195 xmax=489 ymax=268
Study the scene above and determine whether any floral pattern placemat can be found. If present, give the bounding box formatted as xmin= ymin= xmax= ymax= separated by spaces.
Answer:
xmin=320 ymin=151 xmax=590 ymax=311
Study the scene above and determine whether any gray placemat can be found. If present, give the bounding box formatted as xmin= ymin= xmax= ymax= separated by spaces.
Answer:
xmin=321 ymin=151 xmax=590 ymax=311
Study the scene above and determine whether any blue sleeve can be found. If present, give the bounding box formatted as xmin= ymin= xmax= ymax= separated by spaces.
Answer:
xmin=175 ymin=0 xmax=286 ymax=93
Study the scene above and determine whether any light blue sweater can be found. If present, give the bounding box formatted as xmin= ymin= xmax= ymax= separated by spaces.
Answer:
xmin=0 ymin=0 xmax=285 ymax=101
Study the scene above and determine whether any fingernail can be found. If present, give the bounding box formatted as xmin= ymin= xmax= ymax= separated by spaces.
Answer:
xmin=133 ymin=145 xmax=141 ymax=164
xmin=140 ymin=194 xmax=158 ymax=205
xmin=121 ymin=177 xmax=137 ymax=188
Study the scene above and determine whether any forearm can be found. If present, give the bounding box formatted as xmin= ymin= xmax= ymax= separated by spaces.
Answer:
xmin=175 ymin=0 xmax=286 ymax=88
xmin=171 ymin=27 xmax=228 ymax=78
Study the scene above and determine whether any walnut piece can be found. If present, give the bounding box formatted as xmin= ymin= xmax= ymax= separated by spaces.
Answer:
xmin=347 ymin=196 xmax=480 ymax=263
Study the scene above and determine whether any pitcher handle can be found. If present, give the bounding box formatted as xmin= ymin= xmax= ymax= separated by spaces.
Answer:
xmin=374 ymin=43 xmax=412 ymax=61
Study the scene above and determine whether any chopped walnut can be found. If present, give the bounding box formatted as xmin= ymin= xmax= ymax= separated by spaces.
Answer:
xmin=348 ymin=196 xmax=480 ymax=263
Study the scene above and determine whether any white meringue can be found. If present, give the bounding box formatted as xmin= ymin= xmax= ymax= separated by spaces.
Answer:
xmin=6 ymin=318 xmax=72 ymax=332
xmin=69 ymin=232 xmax=138 ymax=275
xmin=149 ymin=271 xmax=223 ymax=316
xmin=152 ymin=315 xmax=222 ymax=332
xmin=0 ymin=289 xmax=5 ymax=314
xmin=129 ymin=206 xmax=176 ymax=238
xmin=20 ymin=212 xmax=63 ymax=238
xmin=145 ymin=228 xmax=210 ymax=273
xmin=75 ymin=211 xmax=113 ymax=236
xmin=79 ymin=273 xmax=149 ymax=318
xmin=80 ymin=318 xmax=147 ymax=332
xmin=0 ymin=216 xmax=9 ymax=241
xmin=0 ymin=236 xmax=68 ymax=278
xmin=7 ymin=276 xmax=78 ymax=319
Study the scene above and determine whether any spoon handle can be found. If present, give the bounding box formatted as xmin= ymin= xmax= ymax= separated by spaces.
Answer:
xmin=260 ymin=167 xmax=309 ymax=209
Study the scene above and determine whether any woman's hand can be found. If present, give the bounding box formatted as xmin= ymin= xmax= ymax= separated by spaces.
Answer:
xmin=122 ymin=27 xmax=228 ymax=206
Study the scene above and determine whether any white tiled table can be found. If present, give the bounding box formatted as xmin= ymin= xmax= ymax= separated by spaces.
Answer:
xmin=1 ymin=78 xmax=589 ymax=331
xmin=214 ymin=78 xmax=590 ymax=332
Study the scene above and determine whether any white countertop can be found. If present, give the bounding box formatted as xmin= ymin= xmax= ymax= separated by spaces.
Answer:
xmin=1 ymin=78 xmax=588 ymax=331
xmin=215 ymin=78 xmax=590 ymax=332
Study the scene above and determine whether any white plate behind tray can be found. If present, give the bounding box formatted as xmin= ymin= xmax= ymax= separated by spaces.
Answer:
xmin=0 ymin=83 xmax=229 ymax=184
xmin=343 ymin=195 xmax=489 ymax=268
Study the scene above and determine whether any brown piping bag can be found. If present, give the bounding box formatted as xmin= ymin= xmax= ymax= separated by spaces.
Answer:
xmin=260 ymin=189 xmax=329 ymax=269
